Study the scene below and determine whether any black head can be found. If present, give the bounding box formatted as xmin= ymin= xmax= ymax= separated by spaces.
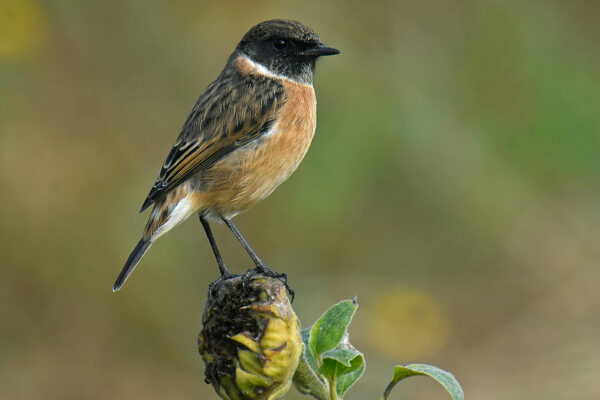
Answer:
xmin=234 ymin=19 xmax=339 ymax=84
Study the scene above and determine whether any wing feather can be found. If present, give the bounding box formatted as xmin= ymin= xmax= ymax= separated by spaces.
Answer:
xmin=140 ymin=72 xmax=285 ymax=212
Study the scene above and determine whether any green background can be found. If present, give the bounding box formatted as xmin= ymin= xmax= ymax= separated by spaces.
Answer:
xmin=2 ymin=0 xmax=599 ymax=398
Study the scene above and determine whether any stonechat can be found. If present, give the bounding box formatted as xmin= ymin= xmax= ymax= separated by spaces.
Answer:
xmin=113 ymin=19 xmax=339 ymax=291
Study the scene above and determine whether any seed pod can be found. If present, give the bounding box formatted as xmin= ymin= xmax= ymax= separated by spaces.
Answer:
xmin=198 ymin=273 xmax=301 ymax=400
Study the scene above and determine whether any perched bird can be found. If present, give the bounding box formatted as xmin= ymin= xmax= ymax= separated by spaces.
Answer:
xmin=113 ymin=19 xmax=339 ymax=291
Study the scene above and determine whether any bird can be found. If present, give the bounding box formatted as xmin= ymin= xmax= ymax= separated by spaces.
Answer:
xmin=113 ymin=19 xmax=339 ymax=292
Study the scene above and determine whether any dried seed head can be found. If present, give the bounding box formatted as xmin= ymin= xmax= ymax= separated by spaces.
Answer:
xmin=199 ymin=273 xmax=301 ymax=400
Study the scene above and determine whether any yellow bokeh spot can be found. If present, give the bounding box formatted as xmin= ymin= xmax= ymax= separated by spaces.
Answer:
xmin=0 ymin=0 xmax=47 ymax=61
xmin=365 ymin=288 xmax=451 ymax=360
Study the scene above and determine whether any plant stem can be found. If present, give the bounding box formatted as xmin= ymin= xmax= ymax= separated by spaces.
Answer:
xmin=329 ymin=378 xmax=339 ymax=400
xmin=293 ymin=354 xmax=329 ymax=400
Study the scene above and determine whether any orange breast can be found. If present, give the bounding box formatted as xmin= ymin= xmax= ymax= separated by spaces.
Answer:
xmin=200 ymin=81 xmax=317 ymax=218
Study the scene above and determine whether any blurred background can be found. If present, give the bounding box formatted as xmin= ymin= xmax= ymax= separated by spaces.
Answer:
xmin=2 ymin=0 xmax=600 ymax=398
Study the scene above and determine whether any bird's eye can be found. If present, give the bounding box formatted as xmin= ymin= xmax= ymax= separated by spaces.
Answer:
xmin=273 ymin=39 xmax=287 ymax=50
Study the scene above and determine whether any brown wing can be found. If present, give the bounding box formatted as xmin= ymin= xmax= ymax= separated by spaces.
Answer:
xmin=140 ymin=72 xmax=286 ymax=212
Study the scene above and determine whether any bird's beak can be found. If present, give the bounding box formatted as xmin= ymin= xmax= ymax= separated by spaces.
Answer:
xmin=300 ymin=43 xmax=340 ymax=57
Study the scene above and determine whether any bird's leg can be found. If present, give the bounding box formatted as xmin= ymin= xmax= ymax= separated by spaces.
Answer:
xmin=222 ymin=217 xmax=293 ymax=300
xmin=222 ymin=218 xmax=270 ymax=271
xmin=200 ymin=215 xmax=231 ymax=277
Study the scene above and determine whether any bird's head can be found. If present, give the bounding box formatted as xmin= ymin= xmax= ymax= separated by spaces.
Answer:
xmin=234 ymin=19 xmax=340 ymax=84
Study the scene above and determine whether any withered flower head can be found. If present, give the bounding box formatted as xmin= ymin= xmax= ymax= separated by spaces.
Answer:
xmin=199 ymin=274 xmax=301 ymax=400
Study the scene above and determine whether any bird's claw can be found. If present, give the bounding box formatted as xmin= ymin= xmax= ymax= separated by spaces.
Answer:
xmin=251 ymin=265 xmax=294 ymax=302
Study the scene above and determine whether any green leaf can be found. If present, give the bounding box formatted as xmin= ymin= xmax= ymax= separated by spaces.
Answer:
xmin=309 ymin=299 xmax=358 ymax=358
xmin=382 ymin=364 xmax=464 ymax=400
xmin=319 ymin=342 xmax=365 ymax=398
xmin=301 ymin=327 xmax=310 ymax=343
xmin=301 ymin=327 xmax=320 ymax=373
xmin=297 ymin=299 xmax=364 ymax=399
xmin=321 ymin=342 xmax=362 ymax=368
xmin=336 ymin=359 xmax=365 ymax=397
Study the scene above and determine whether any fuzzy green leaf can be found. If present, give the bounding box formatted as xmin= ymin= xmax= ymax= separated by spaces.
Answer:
xmin=382 ymin=364 xmax=464 ymax=400
xmin=319 ymin=342 xmax=364 ymax=397
xmin=336 ymin=359 xmax=365 ymax=396
xmin=321 ymin=342 xmax=362 ymax=368
xmin=309 ymin=299 xmax=358 ymax=358
xmin=301 ymin=327 xmax=319 ymax=372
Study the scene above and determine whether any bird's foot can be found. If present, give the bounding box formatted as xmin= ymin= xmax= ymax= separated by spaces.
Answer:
xmin=245 ymin=264 xmax=294 ymax=302
xmin=208 ymin=268 xmax=236 ymax=299
xmin=219 ymin=264 xmax=233 ymax=277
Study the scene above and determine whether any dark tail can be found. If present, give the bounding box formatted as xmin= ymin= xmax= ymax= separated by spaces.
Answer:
xmin=113 ymin=239 xmax=152 ymax=292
